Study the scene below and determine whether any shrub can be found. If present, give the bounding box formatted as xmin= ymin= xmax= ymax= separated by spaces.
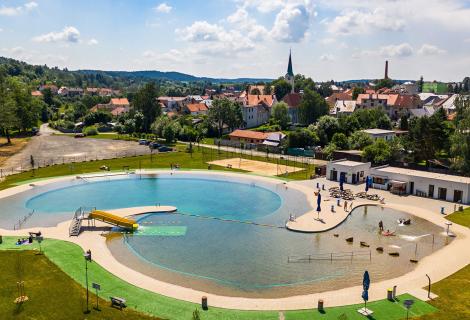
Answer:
xmin=83 ymin=126 xmax=98 ymax=136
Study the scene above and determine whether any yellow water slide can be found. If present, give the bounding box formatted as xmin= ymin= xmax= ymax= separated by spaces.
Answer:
xmin=89 ymin=210 xmax=139 ymax=230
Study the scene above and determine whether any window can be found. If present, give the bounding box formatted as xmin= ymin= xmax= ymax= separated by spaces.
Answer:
xmin=372 ymin=176 xmax=386 ymax=185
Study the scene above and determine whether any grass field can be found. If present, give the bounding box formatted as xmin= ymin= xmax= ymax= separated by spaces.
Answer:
xmin=0 ymin=250 xmax=159 ymax=320
xmin=411 ymin=207 xmax=470 ymax=320
xmin=0 ymin=237 xmax=438 ymax=320
xmin=0 ymin=145 xmax=314 ymax=190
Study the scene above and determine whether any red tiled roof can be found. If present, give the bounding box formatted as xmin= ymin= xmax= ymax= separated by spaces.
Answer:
xmin=326 ymin=92 xmax=353 ymax=106
xmin=246 ymin=94 xmax=275 ymax=107
xmin=111 ymin=107 xmax=127 ymax=116
xmin=186 ymin=103 xmax=208 ymax=112
xmin=110 ymin=98 xmax=129 ymax=105
xmin=282 ymin=93 xmax=302 ymax=108
xmin=229 ymin=130 xmax=268 ymax=140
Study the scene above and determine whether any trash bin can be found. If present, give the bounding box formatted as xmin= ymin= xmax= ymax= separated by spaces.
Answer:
xmin=201 ymin=296 xmax=208 ymax=310
xmin=387 ymin=288 xmax=393 ymax=301
xmin=318 ymin=299 xmax=324 ymax=312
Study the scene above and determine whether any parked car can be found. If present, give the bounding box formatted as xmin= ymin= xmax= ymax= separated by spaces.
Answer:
xmin=74 ymin=133 xmax=85 ymax=138
xmin=149 ymin=142 xmax=161 ymax=150
xmin=158 ymin=146 xmax=173 ymax=152
xmin=138 ymin=139 xmax=150 ymax=145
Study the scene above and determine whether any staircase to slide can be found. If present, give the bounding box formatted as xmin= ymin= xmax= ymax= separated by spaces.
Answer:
xmin=69 ymin=207 xmax=139 ymax=236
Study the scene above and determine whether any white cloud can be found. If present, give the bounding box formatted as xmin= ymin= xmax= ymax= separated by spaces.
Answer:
xmin=154 ymin=3 xmax=172 ymax=13
xmin=0 ymin=1 xmax=38 ymax=16
xmin=379 ymin=43 xmax=414 ymax=57
xmin=271 ymin=3 xmax=313 ymax=42
xmin=24 ymin=2 xmax=38 ymax=10
xmin=327 ymin=7 xmax=405 ymax=35
xmin=418 ymin=44 xmax=446 ymax=55
xmin=87 ymin=38 xmax=99 ymax=45
xmin=227 ymin=7 xmax=268 ymax=40
xmin=319 ymin=54 xmax=334 ymax=61
xmin=33 ymin=26 xmax=81 ymax=43
xmin=0 ymin=28 xmax=3 ymax=32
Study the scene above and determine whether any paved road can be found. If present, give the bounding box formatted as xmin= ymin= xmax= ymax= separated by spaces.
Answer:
xmin=0 ymin=124 xmax=150 ymax=175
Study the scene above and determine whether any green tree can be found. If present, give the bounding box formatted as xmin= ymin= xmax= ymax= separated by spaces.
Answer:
xmin=208 ymin=98 xmax=242 ymax=137
xmin=363 ymin=139 xmax=392 ymax=164
xmin=450 ymin=98 xmax=470 ymax=173
xmin=375 ymin=78 xmax=394 ymax=90
xmin=399 ymin=115 xmax=409 ymax=130
xmin=0 ymin=69 xmax=19 ymax=143
xmin=298 ymin=89 xmax=329 ymax=125
xmin=263 ymin=85 xmax=273 ymax=95
xmin=250 ymin=88 xmax=261 ymax=95
xmin=352 ymin=87 xmax=365 ymax=100
xmin=331 ymin=132 xmax=349 ymax=150
xmin=271 ymin=102 xmax=290 ymax=129
xmin=133 ymin=82 xmax=161 ymax=132
xmin=287 ymin=129 xmax=319 ymax=148
xmin=348 ymin=131 xmax=374 ymax=150
xmin=273 ymin=79 xmax=292 ymax=100
xmin=316 ymin=115 xmax=340 ymax=145
xmin=43 ymin=88 xmax=54 ymax=107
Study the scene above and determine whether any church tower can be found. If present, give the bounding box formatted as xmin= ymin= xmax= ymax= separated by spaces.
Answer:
xmin=285 ymin=50 xmax=294 ymax=93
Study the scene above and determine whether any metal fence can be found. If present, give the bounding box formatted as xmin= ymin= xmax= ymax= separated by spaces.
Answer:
xmin=0 ymin=149 xmax=152 ymax=179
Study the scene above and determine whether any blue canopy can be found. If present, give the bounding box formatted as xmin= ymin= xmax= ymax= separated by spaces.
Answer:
xmin=361 ymin=290 xmax=369 ymax=302
xmin=363 ymin=270 xmax=370 ymax=291
xmin=316 ymin=193 xmax=321 ymax=212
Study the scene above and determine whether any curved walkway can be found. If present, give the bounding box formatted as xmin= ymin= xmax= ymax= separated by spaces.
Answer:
xmin=0 ymin=171 xmax=469 ymax=311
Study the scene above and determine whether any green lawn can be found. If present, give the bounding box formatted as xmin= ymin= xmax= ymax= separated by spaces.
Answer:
xmin=0 ymin=237 xmax=438 ymax=320
xmin=0 ymin=249 xmax=159 ymax=320
xmin=445 ymin=207 xmax=470 ymax=228
xmin=410 ymin=207 xmax=470 ymax=320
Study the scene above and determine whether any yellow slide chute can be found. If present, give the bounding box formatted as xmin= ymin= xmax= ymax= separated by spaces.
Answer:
xmin=89 ymin=210 xmax=139 ymax=230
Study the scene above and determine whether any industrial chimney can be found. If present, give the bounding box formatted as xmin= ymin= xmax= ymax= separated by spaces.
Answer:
xmin=384 ymin=60 xmax=389 ymax=79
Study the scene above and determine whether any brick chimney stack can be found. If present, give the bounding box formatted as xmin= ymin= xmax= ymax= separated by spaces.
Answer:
xmin=385 ymin=60 xmax=389 ymax=79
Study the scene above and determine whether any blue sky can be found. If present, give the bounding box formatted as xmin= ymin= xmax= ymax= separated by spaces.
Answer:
xmin=1 ymin=0 xmax=470 ymax=81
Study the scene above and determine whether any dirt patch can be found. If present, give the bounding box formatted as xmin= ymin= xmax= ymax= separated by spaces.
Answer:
xmin=208 ymin=157 xmax=303 ymax=176
xmin=0 ymin=137 xmax=29 ymax=166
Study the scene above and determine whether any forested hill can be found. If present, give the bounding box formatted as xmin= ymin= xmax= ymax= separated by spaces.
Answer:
xmin=77 ymin=70 xmax=273 ymax=83
xmin=0 ymin=56 xmax=272 ymax=86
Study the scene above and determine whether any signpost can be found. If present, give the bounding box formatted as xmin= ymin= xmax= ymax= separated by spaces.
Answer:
xmin=92 ymin=283 xmax=101 ymax=310
xmin=404 ymin=299 xmax=414 ymax=320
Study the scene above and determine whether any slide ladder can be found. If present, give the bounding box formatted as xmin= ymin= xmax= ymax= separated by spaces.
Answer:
xmin=69 ymin=207 xmax=89 ymax=236
xmin=89 ymin=210 xmax=138 ymax=230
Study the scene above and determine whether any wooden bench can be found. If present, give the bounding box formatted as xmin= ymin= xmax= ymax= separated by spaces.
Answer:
xmin=110 ymin=296 xmax=127 ymax=310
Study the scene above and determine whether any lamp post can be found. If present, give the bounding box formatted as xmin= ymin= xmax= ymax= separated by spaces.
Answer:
xmin=84 ymin=250 xmax=92 ymax=314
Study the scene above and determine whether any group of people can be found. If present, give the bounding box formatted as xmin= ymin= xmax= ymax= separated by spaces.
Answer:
xmin=15 ymin=231 xmax=42 ymax=246
xmin=16 ymin=236 xmax=33 ymax=245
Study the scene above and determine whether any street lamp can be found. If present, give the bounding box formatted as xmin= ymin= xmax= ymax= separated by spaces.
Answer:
xmin=83 ymin=250 xmax=92 ymax=314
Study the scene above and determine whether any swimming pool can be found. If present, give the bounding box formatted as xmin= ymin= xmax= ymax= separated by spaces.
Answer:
xmin=0 ymin=172 xmax=450 ymax=297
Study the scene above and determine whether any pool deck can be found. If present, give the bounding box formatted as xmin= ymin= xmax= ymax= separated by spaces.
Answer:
xmin=0 ymin=170 xmax=470 ymax=311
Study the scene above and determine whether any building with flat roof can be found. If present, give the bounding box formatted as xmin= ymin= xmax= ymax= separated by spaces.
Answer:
xmin=326 ymin=160 xmax=470 ymax=203
xmin=362 ymin=129 xmax=396 ymax=141
xmin=326 ymin=160 xmax=371 ymax=185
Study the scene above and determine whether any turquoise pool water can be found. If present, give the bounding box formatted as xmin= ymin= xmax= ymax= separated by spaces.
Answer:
xmin=109 ymin=205 xmax=449 ymax=297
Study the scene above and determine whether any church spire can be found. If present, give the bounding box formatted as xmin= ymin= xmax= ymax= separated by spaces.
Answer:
xmin=287 ymin=50 xmax=294 ymax=77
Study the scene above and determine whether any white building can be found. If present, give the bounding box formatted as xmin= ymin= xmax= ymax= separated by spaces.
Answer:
xmin=370 ymin=166 xmax=470 ymax=203
xmin=326 ymin=160 xmax=371 ymax=185
xmin=326 ymin=160 xmax=470 ymax=204
xmin=362 ymin=129 xmax=396 ymax=141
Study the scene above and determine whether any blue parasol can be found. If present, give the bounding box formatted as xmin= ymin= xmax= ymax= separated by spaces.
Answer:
xmin=365 ymin=176 xmax=369 ymax=192
xmin=317 ymin=192 xmax=322 ymax=212
xmin=339 ymin=175 xmax=344 ymax=191
xmin=362 ymin=270 xmax=370 ymax=312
